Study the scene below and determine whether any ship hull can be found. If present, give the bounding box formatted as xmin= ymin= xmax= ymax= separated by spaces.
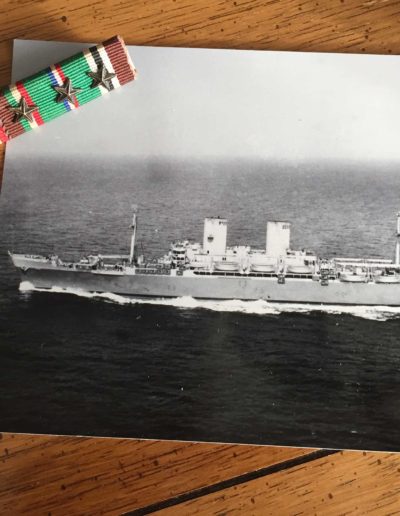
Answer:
xmin=16 ymin=267 xmax=400 ymax=306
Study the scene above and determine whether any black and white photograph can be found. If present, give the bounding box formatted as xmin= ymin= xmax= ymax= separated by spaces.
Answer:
xmin=1 ymin=40 xmax=400 ymax=451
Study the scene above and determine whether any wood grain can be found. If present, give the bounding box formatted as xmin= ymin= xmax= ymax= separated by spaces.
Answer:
xmin=1 ymin=0 xmax=400 ymax=514
xmin=0 ymin=433 xmax=312 ymax=515
xmin=156 ymin=450 xmax=400 ymax=515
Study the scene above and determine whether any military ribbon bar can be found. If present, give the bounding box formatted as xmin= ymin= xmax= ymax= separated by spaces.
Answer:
xmin=0 ymin=35 xmax=136 ymax=144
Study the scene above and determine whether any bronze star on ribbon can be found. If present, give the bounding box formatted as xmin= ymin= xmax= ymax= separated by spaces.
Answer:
xmin=87 ymin=64 xmax=116 ymax=91
xmin=53 ymin=78 xmax=82 ymax=104
xmin=9 ymin=97 xmax=38 ymax=123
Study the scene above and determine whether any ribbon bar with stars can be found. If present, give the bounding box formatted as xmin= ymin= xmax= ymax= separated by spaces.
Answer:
xmin=0 ymin=35 xmax=136 ymax=144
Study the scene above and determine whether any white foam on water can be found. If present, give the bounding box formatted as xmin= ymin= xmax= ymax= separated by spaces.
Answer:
xmin=19 ymin=281 xmax=36 ymax=292
xmin=18 ymin=282 xmax=400 ymax=321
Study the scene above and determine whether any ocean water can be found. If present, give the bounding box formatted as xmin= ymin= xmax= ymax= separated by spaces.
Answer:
xmin=1 ymin=157 xmax=400 ymax=451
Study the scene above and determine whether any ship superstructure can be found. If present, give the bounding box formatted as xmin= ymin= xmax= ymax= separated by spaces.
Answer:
xmin=9 ymin=209 xmax=400 ymax=306
xmin=165 ymin=218 xmax=317 ymax=276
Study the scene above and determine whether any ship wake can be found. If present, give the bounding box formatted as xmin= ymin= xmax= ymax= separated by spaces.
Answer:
xmin=19 ymin=281 xmax=400 ymax=322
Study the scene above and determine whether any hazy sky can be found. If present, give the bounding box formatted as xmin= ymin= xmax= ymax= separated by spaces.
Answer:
xmin=7 ymin=40 xmax=400 ymax=163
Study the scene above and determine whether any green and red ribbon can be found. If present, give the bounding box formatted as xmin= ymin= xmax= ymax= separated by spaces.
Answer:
xmin=0 ymin=35 xmax=136 ymax=143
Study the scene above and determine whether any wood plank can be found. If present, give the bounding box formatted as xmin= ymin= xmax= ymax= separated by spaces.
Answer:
xmin=0 ymin=433 xmax=311 ymax=515
xmin=0 ymin=0 xmax=400 ymax=54
xmin=156 ymin=450 xmax=400 ymax=515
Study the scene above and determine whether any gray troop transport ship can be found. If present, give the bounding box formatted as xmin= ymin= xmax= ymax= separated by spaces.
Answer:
xmin=9 ymin=209 xmax=400 ymax=306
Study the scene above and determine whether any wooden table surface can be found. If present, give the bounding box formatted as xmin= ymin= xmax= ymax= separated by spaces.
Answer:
xmin=1 ymin=1 xmax=400 ymax=514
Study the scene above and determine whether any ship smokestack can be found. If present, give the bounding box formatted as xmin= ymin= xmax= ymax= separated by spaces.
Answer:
xmin=203 ymin=217 xmax=227 ymax=256
xmin=266 ymin=221 xmax=291 ymax=257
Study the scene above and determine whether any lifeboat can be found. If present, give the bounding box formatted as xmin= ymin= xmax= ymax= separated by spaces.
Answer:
xmin=214 ymin=261 xmax=239 ymax=272
xmin=340 ymin=272 xmax=368 ymax=283
xmin=250 ymin=264 xmax=275 ymax=273
xmin=287 ymin=265 xmax=313 ymax=274
xmin=374 ymin=275 xmax=400 ymax=284
xmin=190 ymin=261 xmax=208 ymax=269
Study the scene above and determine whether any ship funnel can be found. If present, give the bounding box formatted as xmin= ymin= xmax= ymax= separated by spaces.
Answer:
xmin=203 ymin=217 xmax=227 ymax=256
xmin=266 ymin=221 xmax=291 ymax=257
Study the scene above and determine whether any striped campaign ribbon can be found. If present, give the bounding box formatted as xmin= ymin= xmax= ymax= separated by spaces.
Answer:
xmin=0 ymin=35 xmax=136 ymax=144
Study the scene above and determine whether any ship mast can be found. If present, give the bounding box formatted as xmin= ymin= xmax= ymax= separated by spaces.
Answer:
xmin=129 ymin=205 xmax=138 ymax=265
xmin=396 ymin=211 xmax=400 ymax=266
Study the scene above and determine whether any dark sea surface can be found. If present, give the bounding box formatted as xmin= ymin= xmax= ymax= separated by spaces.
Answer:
xmin=1 ymin=157 xmax=400 ymax=451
